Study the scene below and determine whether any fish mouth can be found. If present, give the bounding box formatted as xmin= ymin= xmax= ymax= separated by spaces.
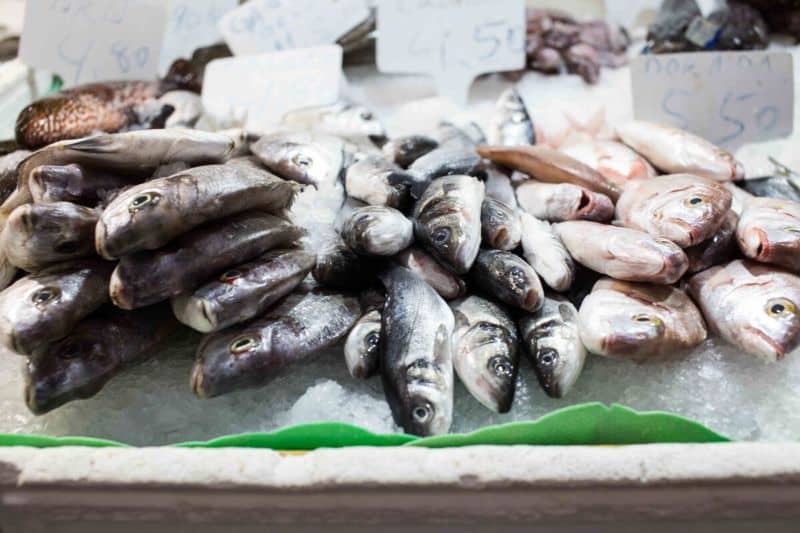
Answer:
xmin=743 ymin=326 xmax=785 ymax=361
xmin=524 ymin=288 xmax=542 ymax=312
xmin=95 ymin=220 xmax=115 ymax=260
xmin=492 ymin=228 xmax=509 ymax=249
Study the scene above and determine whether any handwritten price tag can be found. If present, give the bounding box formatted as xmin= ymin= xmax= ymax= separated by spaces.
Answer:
xmin=219 ymin=0 xmax=369 ymax=56
xmin=631 ymin=51 xmax=794 ymax=150
xmin=159 ymin=0 xmax=238 ymax=74
xmin=19 ymin=0 xmax=167 ymax=86
xmin=202 ymin=45 xmax=343 ymax=134
xmin=376 ymin=0 xmax=525 ymax=105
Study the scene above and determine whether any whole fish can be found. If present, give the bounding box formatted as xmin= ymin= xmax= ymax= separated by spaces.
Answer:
xmin=0 ymin=149 xmax=30 ymax=203
xmin=342 ymin=206 xmax=414 ymax=256
xmin=556 ymin=221 xmax=689 ymax=284
xmin=579 ymin=278 xmax=707 ymax=361
xmin=343 ymin=155 xmax=412 ymax=210
xmin=616 ymin=120 xmax=744 ymax=181
xmin=516 ymin=181 xmax=614 ymax=222
xmin=689 ymin=260 xmax=800 ymax=361
xmin=0 ymin=261 xmax=113 ymax=355
xmin=24 ymin=305 xmax=178 ymax=414
xmin=437 ymin=121 xmax=486 ymax=149
xmin=2 ymin=129 xmax=236 ymax=219
xmin=484 ymin=166 xmax=518 ymax=207
xmin=406 ymin=146 xmax=486 ymax=198
xmin=14 ymin=61 xmax=199 ymax=149
xmin=250 ymin=131 xmax=344 ymax=188
xmin=450 ymin=295 xmax=518 ymax=413
xmin=561 ymin=140 xmax=657 ymax=186
xmin=380 ymin=265 xmax=454 ymax=436
xmin=615 ymin=174 xmax=732 ymax=247
xmin=685 ymin=210 xmax=739 ymax=273
xmin=471 ymin=249 xmax=544 ymax=312
xmin=381 ymin=135 xmax=439 ymax=168
xmin=481 ymin=197 xmax=522 ymax=250
xmin=518 ymin=294 xmax=585 ymax=398
xmin=96 ymin=164 xmax=296 ymax=259
xmin=281 ymin=102 xmax=387 ymax=145
xmin=519 ymin=212 xmax=575 ymax=291
xmin=171 ymin=248 xmax=315 ymax=333
xmin=110 ymin=212 xmax=303 ymax=309
xmin=413 ymin=175 xmax=485 ymax=274
xmin=191 ymin=290 xmax=361 ymax=398
xmin=392 ymin=247 xmax=466 ymax=300
xmin=2 ymin=202 xmax=99 ymax=272
xmin=477 ymin=144 xmax=621 ymax=201
xmin=313 ymin=236 xmax=382 ymax=290
xmin=736 ymin=197 xmax=800 ymax=270
xmin=29 ymin=164 xmax=134 ymax=206
xmin=488 ymin=87 xmax=536 ymax=146
xmin=344 ymin=308 xmax=382 ymax=379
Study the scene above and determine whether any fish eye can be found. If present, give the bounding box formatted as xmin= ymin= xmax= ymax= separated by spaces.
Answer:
xmin=365 ymin=331 xmax=380 ymax=348
xmin=537 ymin=348 xmax=558 ymax=367
xmin=432 ymin=227 xmax=451 ymax=244
xmin=359 ymin=110 xmax=373 ymax=121
xmin=632 ymin=313 xmax=662 ymax=326
xmin=765 ymin=297 xmax=797 ymax=318
xmin=128 ymin=192 xmax=160 ymax=212
xmin=291 ymin=152 xmax=313 ymax=167
xmin=412 ymin=402 xmax=433 ymax=423
xmin=31 ymin=286 xmax=60 ymax=307
xmin=229 ymin=335 xmax=259 ymax=355
xmin=489 ymin=355 xmax=513 ymax=377
xmin=684 ymin=196 xmax=705 ymax=207
xmin=784 ymin=227 xmax=800 ymax=235
xmin=219 ymin=269 xmax=244 ymax=283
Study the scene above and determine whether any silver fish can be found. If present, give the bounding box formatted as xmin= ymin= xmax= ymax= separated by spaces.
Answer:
xmin=579 ymin=278 xmax=707 ymax=361
xmin=29 ymin=164 xmax=134 ymax=206
xmin=519 ymin=294 xmax=585 ymax=398
xmin=484 ymin=165 xmax=518 ymax=207
xmin=519 ymin=211 xmax=575 ymax=291
xmin=406 ymin=147 xmax=486 ymax=198
xmin=488 ymin=87 xmax=535 ymax=146
xmin=251 ymin=131 xmax=344 ymax=188
xmin=2 ymin=202 xmax=99 ymax=272
xmin=615 ymin=174 xmax=732 ymax=247
xmin=736 ymin=196 xmax=800 ymax=271
xmin=556 ymin=221 xmax=689 ymax=284
xmin=481 ymin=197 xmax=522 ymax=250
xmin=381 ymin=135 xmax=439 ymax=168
xmin=413 ymin=175 xmax=485 ymax=274
xmin=616 ymin=120 xmax=744 ymax=181
xmin=471 ymin=249 xmax=544 ymax=312
xmin=281 ymin=102 xmax=387 ymax=145
xmin=96 ymin=164 xmax=296 ymax=259
xmin=437 ymin=121 xmax=485 ymax=149
xmin=342 ymin=205 xmax=414 ymax=256
xmin=1 ymin=129 xmax=235 ymax=220
xmin=685 ymin=210 xmax=739 ymax=274
xmin=191 ymin=290 xmax=361 ymax=398
xmin=380 ymin=265 xmax=454 ymax=436
xmin=689 ymin=260 xmax=800 ymax=362
xmin=343 ymin=154 xmax=412 ymax=209
xmin=171 ymin=248 xmax=315 ymax=333
xmin=0 ymin=260 xmax=113 ymax=355
xmin=450 ymin=295 xmax=518 ymax=413
xmin=516 ymin=181 xmax=614 ymax=222
xmin=344 ymin=308 xmax=382 ymax=379
xmin=560 ymin=140 xmax=657 ymax=187
xmin=110 ymin=211 xmax=303 ymax=309
xmin=25 ymin=305 xmax=178 ymax=414
xmin=392 ymin=247 xmax=466 ymax=300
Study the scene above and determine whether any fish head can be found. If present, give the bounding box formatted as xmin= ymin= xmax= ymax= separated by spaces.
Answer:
xmin=454 ymin=320 xmax=517 ymax=412
xmin=481 ymin=250 xmax=542 ymax=311
xmin=343 ymin=310 xmax=381 ymax=379
xmin=3 ymin=282 xmax=64 ymax=353
xmin=28 ymin=164 xmax=82 ymax=200
xmin=738 ymin=200 xmax=800 ymax=267
xmin=5 ymin=203 xmax=94 ymax=262
xmin=525 ymin=302 xmax=584 ymax=398
xmin=254 ymin=133 xmax=343 ymax=187
xmin=326 ymin=104 xmax=387 ymax=144
xmin=649 ymin=179 xmax=732 ymax=246
xmin=401 ymin=325 xmax=453 ymax=436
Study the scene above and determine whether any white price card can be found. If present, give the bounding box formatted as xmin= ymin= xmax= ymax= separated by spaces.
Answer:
xmin=376 ymin=0 xmax=526 ymax=105
xmin=202 ymin=45 xmax=343 ymax=134
xmin=19 ymin=0 xmax=168 ymax=86
xmin=159 ymin=0 xmax=238 ymax=74
xmin=219 ymin=0 xmax=370 ymax=56
xmin=631 ymin=51 xmax=794 ymax=151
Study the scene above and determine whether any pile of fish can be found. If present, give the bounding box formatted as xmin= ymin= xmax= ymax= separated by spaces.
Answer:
xmin=2 ymin=80 xmax=800 ymax=439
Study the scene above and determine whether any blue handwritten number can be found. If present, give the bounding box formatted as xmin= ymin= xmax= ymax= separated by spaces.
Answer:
xmin=111 ymin=41 xmax=130 ymax=73
xmin=473 ymin=21 xmax=503 ymax=61
xmin=756 ymin=106 xmax=778 ymax=131
xmin=58 ymin=35 xmax=94 ymax=85
xmin=716 ymin=91 xmax=752 ymax=145
xmin=660 ymin=88 xmax=690 ymax=130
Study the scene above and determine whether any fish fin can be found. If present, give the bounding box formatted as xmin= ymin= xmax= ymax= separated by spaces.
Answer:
xmin=65 ymin=136 xmax=120 ymax=154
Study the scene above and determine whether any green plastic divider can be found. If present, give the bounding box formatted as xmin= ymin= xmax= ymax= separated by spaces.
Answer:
xmin=0 ymin=402 xmax=730 ymax=450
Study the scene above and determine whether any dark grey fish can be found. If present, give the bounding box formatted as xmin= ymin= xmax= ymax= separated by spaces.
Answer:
xmin=406 ymin=147 xmax=486 ymax=198
xmin=481 ymin=197 xmax=522 ymax=250
xmin=110 ymin=211 xmax=303 ymax=309
xmin=24 ymin=304 xmax=177 ymax=414
xmin=312 ymin=236 xmax=382 ymax=290
xmin=685 ymin=210 xmax=739 ymax=274
xmin=519 ymin=294 xmax=585 ymax=398
xmin=470 ymin=249 xmax=544 ymax=312
xmin=2 ymin=202 xmax=99 ymax=272
xmin=0 ymin=260 xmax=113 ymax=355
xmin=342 ymin=205 xmax=414 ymax=256
xmin=344 ymin=154 xmax=412 ymax=210
xmin=380 ymin=265 xmax=454 ymax=436
xmin=450 ymin=295 xmax=518 ymax=413
xmin=381 ymin=135 xmax=439 ymax=168
xmin=171 ymin=248 xmax=315 ymax=333
xmin=29 ymin=164 xmax=135 ymax=206
xmin=191 ymin=290 xmax=361 ymax=398
xmin=344 ymin=308 xmax=381 ymax=379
